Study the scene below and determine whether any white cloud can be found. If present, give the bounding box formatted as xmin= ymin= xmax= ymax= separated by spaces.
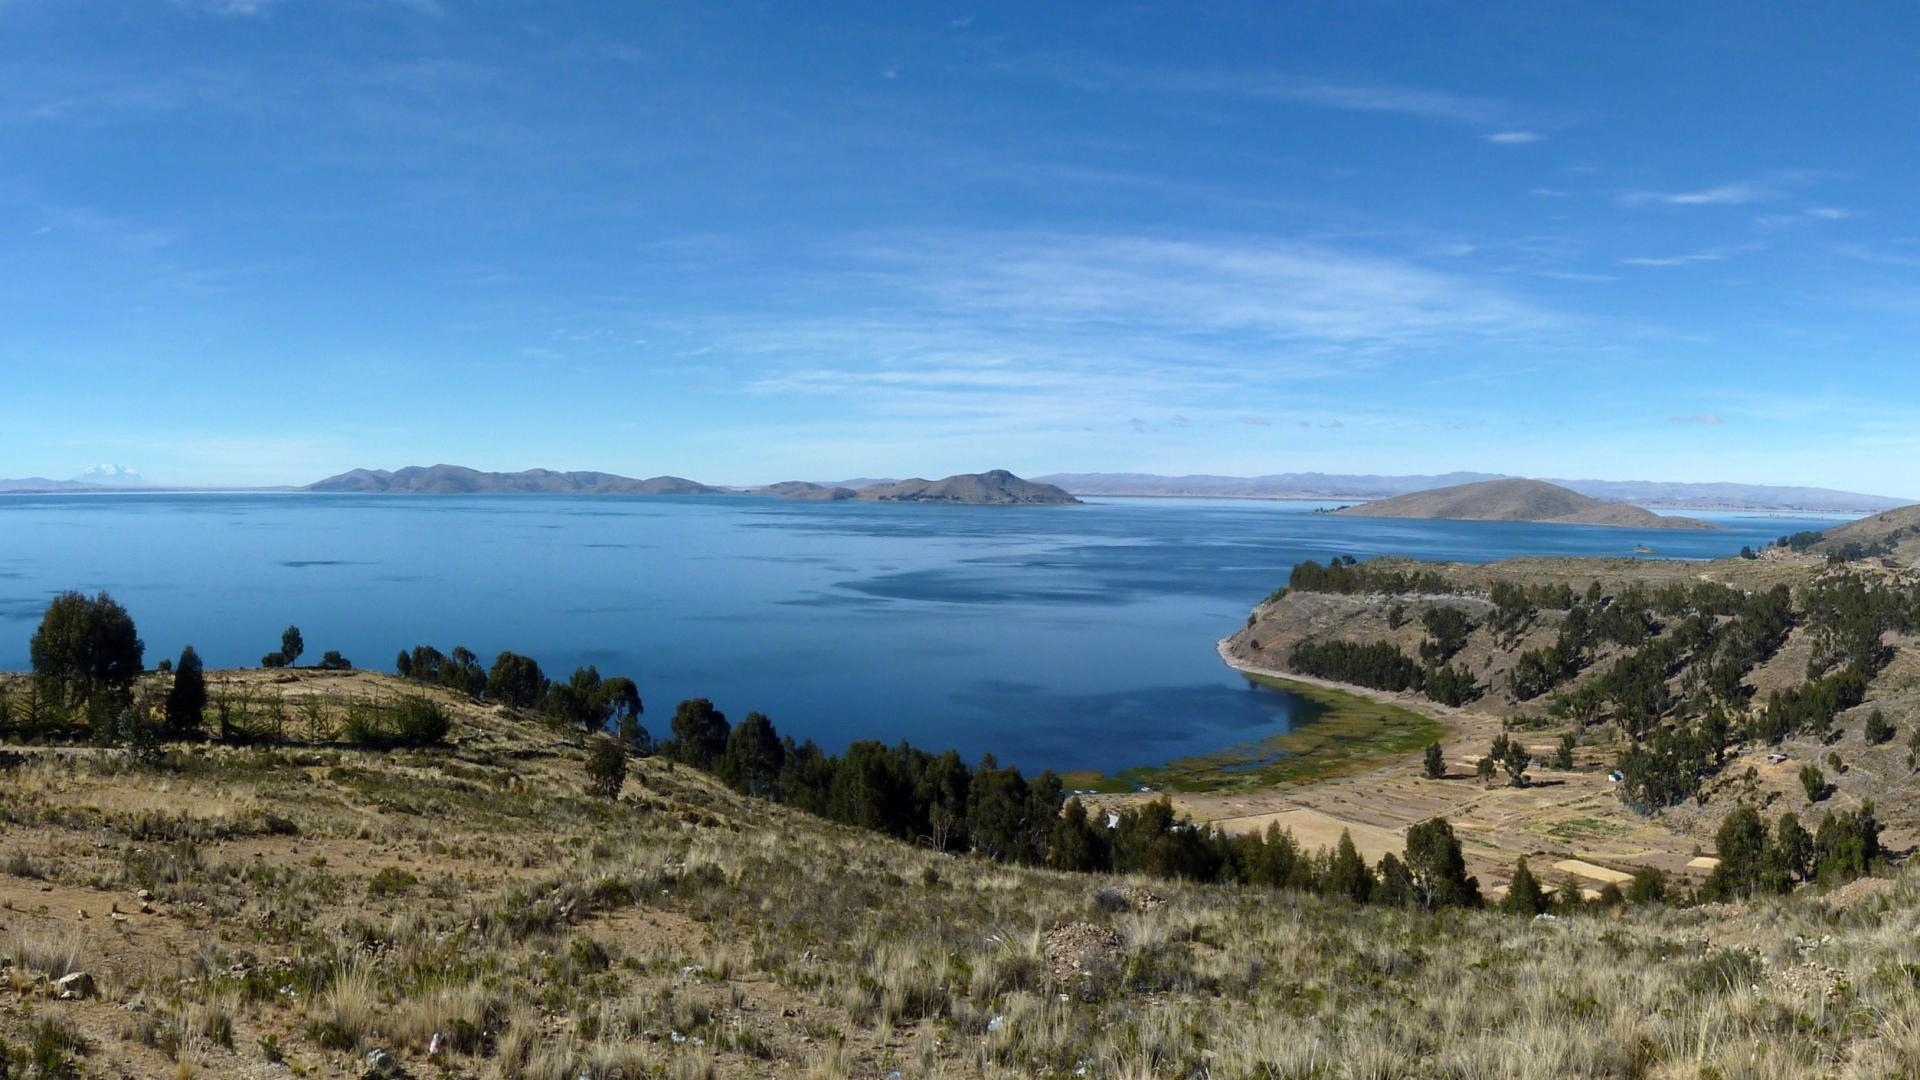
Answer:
xmin=1485 ymin=131 xmax=1543 ymax=144
xmin=1618 ymin=171 xmax=1828 ymax=209
xmin=1668 ymin=414 xmax=1725 ymax=426
xmin=708 ymin=231 xmax=1568 ymax=441
xmin=1618 ymin=244 xmax=1761 ymax=268
xmin=1040 ymin=59 xmax=1549 ymax=130
xmin=1619 ymin=182 xmax=1769 ymax=208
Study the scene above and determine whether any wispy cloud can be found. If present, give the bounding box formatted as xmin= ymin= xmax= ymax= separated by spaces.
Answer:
xmin=1037 ymin=58 xmax=1550 ymax=130
xmin=1485 ymin=130 xmax=1543 ymax=144
xmin=1668 ymin=414 xmax=1725 ymax=426
xmin=1618 ymin=171 xmax=1827 ymax=209
xmin=710 ymin=230 xmax=1569 ymax=440
xmin=1619 ymin=181 xmax=1771 ymax=208
xmin=1618 ymin=244 xmax=1760 ymax=268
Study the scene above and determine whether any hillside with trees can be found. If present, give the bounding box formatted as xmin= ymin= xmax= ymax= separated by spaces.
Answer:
xmin=1227 ymin=509 xmax=1920 ymax=890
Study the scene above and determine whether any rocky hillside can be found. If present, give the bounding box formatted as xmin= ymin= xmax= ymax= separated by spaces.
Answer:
xmin=307 ymin=465 xmax=719 ymax=495
xmin=1335 ymin=478 xmax=1715 ymax=530
xmin=856 ymin=469 xmax=1080 ymax=505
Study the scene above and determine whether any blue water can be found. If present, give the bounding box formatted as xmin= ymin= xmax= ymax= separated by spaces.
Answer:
xmin=0 ymin=494 xmax=1846 ymax=773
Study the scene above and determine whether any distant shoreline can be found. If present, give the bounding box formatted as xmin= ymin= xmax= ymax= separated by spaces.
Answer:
xmin=0 ymin=487 xmax=1875 ymax=518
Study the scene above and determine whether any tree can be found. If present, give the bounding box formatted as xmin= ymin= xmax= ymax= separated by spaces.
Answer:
xmin=600 ymin=676 xmax=646 ymax=747
xmin=1704 ymin=805 xmax=1770 ymax=900
xmin=1864 ymin=708 xmax=1896 ymax=745
xmin=585 ymin=734 xmax=628 ymax=800
xmin=1772 ymin=812 xmax=1812 ymax=884
xmin=485 ymin=652 xmax=548 ymax=708
xmin=1498 ymin=734 xmax=1531 ymax=787
xmin=1049 ymin=798 xmax=1108 ymax=872
xmin=1475 ymin=755 xmax=1496 ymax=786
xmin=1404 ymin=817 xmax=1480 ymax=909
xmin=1553 ymin=733 xmax=1576 ymax=771
xmin=30 ymin=591 xmax=144 ymax=710
xmin=1497 ymin=730 xmax=1528 ymax=780
xmin=1373 ymin=853 xmax=1418 ymax=907
xmin=1422 ymin=741 xmax=1446 ymax=780
xmin=1323 ymin=830 xmax=1375 ymax=903
xmin=163 ymin=646 xmax=206 ymax=736
xmin=1626 ymin=866 xmax=1667 ymax=905
xmin=550 ymin=666 xmax=610 ymax=734
xmin=669 ymin=698 xmax=730 ymax=769
xmin=717 ymin=711 xmax=784 ymax=795
xmin=1503 ymin=856 xmax=1548 ymax=916
xmin=1800 ymin=763 xmax=1827 ymax=802
xmin=280 ymin=626 xmax=304 ymax=667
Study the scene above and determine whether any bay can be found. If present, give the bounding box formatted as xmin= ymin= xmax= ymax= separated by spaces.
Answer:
xmin=0 ymin=493 xmax=1846 ymax=774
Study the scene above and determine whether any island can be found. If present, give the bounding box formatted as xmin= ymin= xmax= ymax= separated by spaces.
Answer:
xmin=306 ymin=465 xmax=720 ymax=495
xmin=1333 ymin=477 xmax=1716 ymax=530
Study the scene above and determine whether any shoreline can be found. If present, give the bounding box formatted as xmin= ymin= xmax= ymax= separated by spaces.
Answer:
xmin=1214 ymin=636 xmax=1467 ymax=728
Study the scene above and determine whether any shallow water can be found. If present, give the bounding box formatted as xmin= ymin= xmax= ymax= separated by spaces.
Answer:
xmin=0 ymin=493 xmax=1846 ymax=773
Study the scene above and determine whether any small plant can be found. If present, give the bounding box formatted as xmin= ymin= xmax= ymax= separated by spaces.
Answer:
xmin=368 ymin=866 xmax=419 ymax=897
xmin=258 ymin=1033 xmax=284 ymax=1063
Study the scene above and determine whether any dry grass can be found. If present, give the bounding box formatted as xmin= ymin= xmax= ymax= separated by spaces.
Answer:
xmin=2 ymin=669 xmax=1919 ymax=1077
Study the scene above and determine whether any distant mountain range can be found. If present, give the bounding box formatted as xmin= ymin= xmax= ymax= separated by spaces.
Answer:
xmin=0 ymin=466 xmax=147 ymax=493
xmin=307 ymin=465 xmax=1078 ymax=505
xmin=1334 ymin=478 xmax=1716 ymax=530
xmin=1033 ymin=472 xmax=1909 ymax=513
xmin=307 ymin=465 xmax=718 ymax=495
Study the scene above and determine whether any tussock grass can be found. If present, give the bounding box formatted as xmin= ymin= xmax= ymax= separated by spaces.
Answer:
xmin=6 ymin=672 xmax=1920 ymax=1077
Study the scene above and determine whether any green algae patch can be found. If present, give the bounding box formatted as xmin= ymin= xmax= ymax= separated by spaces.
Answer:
xmin=1066 ymin=675 xmax=1445 ymax=795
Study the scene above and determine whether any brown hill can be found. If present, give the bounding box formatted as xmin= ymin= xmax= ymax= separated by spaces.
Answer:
xmin=760 ymin=481 xmax=858 ymax=501
xmin=856 ymin=469 xmax=1080 ymax=505
xmin=1335 ymin=478 xmax=1714 ymax=530
xmin=307 ymin=465 xmax=719 ymax=495
xmin=1805 ymin=503 xmax=1920 ymax=561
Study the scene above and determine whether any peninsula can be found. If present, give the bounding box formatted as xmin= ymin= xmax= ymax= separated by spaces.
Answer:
xmin=1334 ymin=477 xmax=1716 ymax=530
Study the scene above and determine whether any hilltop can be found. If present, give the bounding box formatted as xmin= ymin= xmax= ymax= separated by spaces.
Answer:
xmin=1334 ymin=477 xmax=1716 ymax=530
xmin=756 ymin=480 xmax=858 ymax=501
xmin=307 ymin=465 xmax=719 ymax=495
xmin=2 ymin=664 xmax=1916 ymax=1078
xmin=853 ymin=469 xmax=1080 ymax=505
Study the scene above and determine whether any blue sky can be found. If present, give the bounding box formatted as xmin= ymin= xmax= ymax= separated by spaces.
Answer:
xmin=3 ymin=2 xmax=1919 ymax=493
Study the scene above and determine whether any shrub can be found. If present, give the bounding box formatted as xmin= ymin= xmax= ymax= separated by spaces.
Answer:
xmin=1800 ymin=764 xmax=1827 ymax=802
xmin=342 ymin=696 xmax=451 ymax=749
xmin=1865 ymin=708 xmax=1895 ymax=745
xmin=586 ymin=735 xmax=628 ymax=799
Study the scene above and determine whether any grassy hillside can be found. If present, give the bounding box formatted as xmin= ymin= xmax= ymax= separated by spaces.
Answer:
xmin=1335 ymin=478 xmax=1716 ymax=530
xmin=2 ymin=670 xmax=1919 ymax=1078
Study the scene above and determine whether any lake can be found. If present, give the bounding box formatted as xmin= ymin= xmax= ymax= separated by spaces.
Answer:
xmin=0 ymin=493 xmax=1847 ymax=774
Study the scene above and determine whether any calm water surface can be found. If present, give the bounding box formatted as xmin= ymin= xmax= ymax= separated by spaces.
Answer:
xmin=0 ymin=494 xmax=1847 ymax=774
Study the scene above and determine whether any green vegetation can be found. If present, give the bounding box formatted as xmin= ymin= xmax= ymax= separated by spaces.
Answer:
xmin=164 ymin=645 xmax=206 ymax=736
xmin=29 ymin=590 xmax=143 ymax=712
xmin=1071 ymin=675 xmax=1444 ymax=794
xmin=585 ymin=733 xmax=628 ymax=799
xmin=1283 ymin=556 xmax=1452 ymax=596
